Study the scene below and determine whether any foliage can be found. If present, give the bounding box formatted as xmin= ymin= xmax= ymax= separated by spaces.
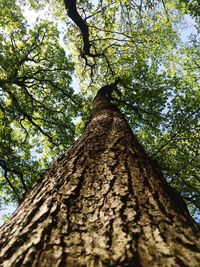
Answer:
xmin=0 ymin=0 xmax=199 ymax=221
xmin=180 ymin=0 xmax=200 ymax=20
xmin=0 ymin=0 xmax=81 ymax=205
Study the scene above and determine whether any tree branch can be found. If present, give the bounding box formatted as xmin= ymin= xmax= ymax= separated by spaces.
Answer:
xmin=0 ymin=160 xmax=22 ymax=202
xmin=64 ymin=0 xmax=91 ymax=56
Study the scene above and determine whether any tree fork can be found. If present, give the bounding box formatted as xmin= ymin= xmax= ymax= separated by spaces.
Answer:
xmin=0 ymin=85 xmax=200 ymax=266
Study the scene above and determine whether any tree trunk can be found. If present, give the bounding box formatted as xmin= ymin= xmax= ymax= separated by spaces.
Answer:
xmin=0 ymin=87 xmax=200 ymax=267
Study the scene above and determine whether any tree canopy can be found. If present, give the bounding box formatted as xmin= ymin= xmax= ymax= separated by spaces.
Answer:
xmin=0 ymin=0 xmax=199 ymax=221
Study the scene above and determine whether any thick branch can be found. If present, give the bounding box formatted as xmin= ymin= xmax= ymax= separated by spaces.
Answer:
xmin=96 ymin=78 xmax=121 ymax=98
xmin=64 ymin=0 xmax=91 ymax=55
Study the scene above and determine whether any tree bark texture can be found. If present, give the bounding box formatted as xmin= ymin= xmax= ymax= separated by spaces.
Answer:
xmin=0 ymin=89 xmax=200 ymax=267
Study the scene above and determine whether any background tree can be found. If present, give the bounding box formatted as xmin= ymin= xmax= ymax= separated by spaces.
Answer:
xmin=0 ymin=0 xmax=81 ymax=207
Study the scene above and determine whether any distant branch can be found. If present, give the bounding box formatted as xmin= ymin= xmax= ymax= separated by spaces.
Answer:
xmin=2 ymin=84 xmax=57 ymax=145
xmin=115 ymin=98 xmax=159 ymax=129
xmin=152 ymin=110 xmax=200 ymax=157
xmin=0 ymin=160 xmax=23 ymax=202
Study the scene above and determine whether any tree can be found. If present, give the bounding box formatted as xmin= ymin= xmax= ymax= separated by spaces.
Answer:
xmin=0 ymin=81 xmax=200 ymax=266
xmin=0 ymin=0 xmax=200 ymax=265
xmin=33 ymin=0 xmax=200 ymax=218
xmin=0 ymin=0 xmax=199 ymax=217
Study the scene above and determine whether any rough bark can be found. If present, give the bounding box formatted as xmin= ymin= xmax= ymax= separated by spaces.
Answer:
xmin=0 ymin=87 xmax=200 ymax=267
